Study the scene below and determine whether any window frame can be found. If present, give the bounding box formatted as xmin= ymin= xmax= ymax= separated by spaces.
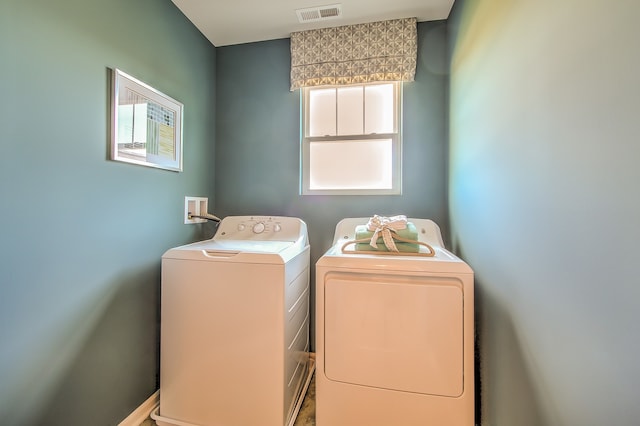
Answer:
xmin=300 ymin=82 xmax=403 ymax=196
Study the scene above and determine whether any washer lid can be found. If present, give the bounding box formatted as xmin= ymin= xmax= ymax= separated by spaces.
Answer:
xmin=162 ymin=238 xmax=306 ymax=264
xmin=163 ymin=215 xmax=310 ymax=263
xmin=207 ymin=239 xmax=294 ymax=253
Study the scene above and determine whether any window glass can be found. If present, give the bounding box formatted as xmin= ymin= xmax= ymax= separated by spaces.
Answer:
xmin=309 ymin=88 xmax=336 ymax=137
xmin=365 ymin=84 xmax=394 ymax=134
xmin=337 ymin=86 xmax=363 ymax=136
xmin=309 ymin=139 xmax=393 ymax=190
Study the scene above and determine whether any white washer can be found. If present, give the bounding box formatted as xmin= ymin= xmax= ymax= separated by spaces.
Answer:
xmin=316 ymin=218 xmax=474 ymax=426
xmin=155 ymin=216 xmax=310 ymax=426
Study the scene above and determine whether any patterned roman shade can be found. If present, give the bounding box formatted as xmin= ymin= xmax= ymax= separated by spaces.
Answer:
xmin=290 ymin=17 xmax=417 ymax=91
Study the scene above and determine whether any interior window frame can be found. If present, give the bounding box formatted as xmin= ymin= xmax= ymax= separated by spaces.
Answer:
xmin=300 ymin=82 xmax=403 ymax=196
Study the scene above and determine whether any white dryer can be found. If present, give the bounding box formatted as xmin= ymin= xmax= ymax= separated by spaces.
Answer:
xmin=315 ymin=218 xmax=474 ymax=426
xmin=154 ymin=216 xmax=311 ymax=426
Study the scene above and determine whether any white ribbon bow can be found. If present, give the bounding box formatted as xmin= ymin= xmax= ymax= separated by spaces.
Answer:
xmin=367 ymin=215 xmax=408 ymax=252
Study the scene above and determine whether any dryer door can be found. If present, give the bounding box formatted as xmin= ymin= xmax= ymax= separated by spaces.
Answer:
xmin=324 ymin=272 xmax=464 ymax=397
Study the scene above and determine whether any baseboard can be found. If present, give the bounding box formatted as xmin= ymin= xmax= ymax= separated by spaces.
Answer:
xmin=118 ymin=390 xmax=160 ymax=426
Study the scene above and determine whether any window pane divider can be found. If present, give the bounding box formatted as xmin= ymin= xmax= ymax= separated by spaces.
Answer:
xmin=307 ymin=133 xmax=396 ymax=142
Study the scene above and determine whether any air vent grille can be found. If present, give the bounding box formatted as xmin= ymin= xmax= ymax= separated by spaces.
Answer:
xmin=320 ymin=7 xmax=339 ymax=18
xmin=296 ymin=4 xmax=342 ymax=23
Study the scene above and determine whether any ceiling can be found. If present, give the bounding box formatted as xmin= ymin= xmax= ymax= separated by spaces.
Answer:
xmin=170 ymin=0 xmax=455 ymax=47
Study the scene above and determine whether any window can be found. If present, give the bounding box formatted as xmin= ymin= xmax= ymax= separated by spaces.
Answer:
xmin=301 ymin=82 xmax=402 ymax=195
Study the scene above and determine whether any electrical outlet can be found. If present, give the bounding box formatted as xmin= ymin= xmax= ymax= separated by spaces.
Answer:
xmin=184 ymin=196 xmax=208 ymax=224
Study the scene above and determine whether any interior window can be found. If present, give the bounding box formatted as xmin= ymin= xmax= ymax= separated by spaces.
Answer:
xmin=301 ymin=82 xmax=402 ymax=195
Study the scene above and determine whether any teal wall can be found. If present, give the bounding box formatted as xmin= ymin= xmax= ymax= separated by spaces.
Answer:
xmin=448 ymin=0 xmax=640 ymax=424
xmin=215 ymin=22 xmax=450 ymax=347
xmin=8 ymin=0 xmax=637 ymax=424
xmin=0 ymin=0 xmax=216 ymax=424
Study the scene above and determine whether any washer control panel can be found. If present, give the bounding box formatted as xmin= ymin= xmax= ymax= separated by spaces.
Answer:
xmin=214 ymin=216 xmax=306 ymax=242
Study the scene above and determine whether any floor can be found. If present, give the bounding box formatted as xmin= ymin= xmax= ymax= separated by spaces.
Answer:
xmin=293 ymin=373 xmax=316 ymax=426
xmin=141 ymin=373 xmax=316 ymax=426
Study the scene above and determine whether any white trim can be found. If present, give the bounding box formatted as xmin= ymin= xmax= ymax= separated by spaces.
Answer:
xmin=301 ymin=82 xmax=403 ymax=195
xmin=118 ymin=390 xmax=160 ymax=426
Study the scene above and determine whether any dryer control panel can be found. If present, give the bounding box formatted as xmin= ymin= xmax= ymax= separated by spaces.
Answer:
xmin=213 ymin=216 xmax=308 ymax=243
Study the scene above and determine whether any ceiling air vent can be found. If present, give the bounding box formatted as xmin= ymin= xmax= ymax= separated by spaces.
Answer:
xmin=296 ymin=4 xmax=342 ymax=23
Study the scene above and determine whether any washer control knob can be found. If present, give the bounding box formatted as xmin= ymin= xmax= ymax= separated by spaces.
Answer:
xmin=273 ymin=224 xmax=282 ymax=232
xmin=252 ymin=222 xmax=266 ymax=234
xmin=237 ymin=224 xmax=246 ymax=231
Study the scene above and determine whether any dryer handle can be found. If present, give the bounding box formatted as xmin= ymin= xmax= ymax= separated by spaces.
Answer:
xmin=341 ymin=238 xmax=435 ymax=257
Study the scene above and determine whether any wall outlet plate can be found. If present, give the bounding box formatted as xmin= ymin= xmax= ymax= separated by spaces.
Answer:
xmin=184 ymin=196 xmax=208 ymax=224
